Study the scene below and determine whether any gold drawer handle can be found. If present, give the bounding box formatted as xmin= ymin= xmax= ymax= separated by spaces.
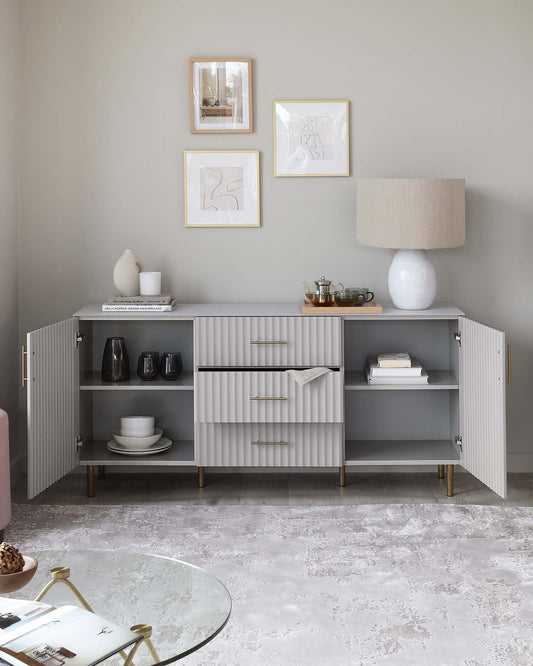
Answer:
xmin=250 ymin=396 xmax=288 ymax=401
xmin=250 ymin=340 xmax=287 ymax=345
xmin=252 ymin=440 xmax=288 ymax=445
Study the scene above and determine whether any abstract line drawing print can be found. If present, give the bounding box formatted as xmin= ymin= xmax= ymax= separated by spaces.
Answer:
xmin=301 ymin=118 xmax=324 ymax=159
xmin=288 ymin=115 xmax=335 ymax=161
xmin=200 ymin=167 xmax=244 ymax=211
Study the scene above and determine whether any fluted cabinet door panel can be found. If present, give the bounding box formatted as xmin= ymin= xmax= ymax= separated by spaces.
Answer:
xmin=27 ymin=318 xmax=79 ymax=499
xmin=460 ymin=317 xmax=506 ymax=498
xmin=196 ymin=371 xmax=343 ymax=423
xmin=195 ymin=317 xmax=342 ymax=367
xmin=196 ymin=423 xmax=343 ymax=466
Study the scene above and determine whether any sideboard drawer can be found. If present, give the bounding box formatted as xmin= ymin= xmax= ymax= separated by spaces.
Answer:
xmin=195 ymin=316 xmax=341 ymax=367
xmin=196 ymin=423 xmax=343 ymax=466
xmin=196 ymin=371 xmax=343 ymax=423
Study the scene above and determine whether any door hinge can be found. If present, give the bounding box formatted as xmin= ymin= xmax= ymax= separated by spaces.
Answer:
xmin=76 ymin=436 xmax=86 ymax=451
xmin=454 ymin=331 xmax=462 ymax=347
xmin=75 ymin=333 xmax=86 ymax=348
xmin=455 ymin=435 xmax=463 ymax=452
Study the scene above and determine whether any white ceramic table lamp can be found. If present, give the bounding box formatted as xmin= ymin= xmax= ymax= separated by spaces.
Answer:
xmin=356 ymin=178 xmax=465 ymax=310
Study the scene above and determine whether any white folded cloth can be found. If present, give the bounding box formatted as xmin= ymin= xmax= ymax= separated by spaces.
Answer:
xmin=285 ymin=367 xmax=331 ymax=386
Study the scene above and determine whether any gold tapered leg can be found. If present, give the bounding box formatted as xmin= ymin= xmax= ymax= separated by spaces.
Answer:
xmin=87 ymin=465 xmax=95 ymax=497
xmin=438 ymin=464 xmax=445 ymax=479
xmin=339 ymin=466 xmax=346 ymax=487
xmin=98 ymin=465 xmax=106 ymax=480
xmin=446 ymin=464 xmax=454 ymax=497
xmin=198 ymin=466 xmax=205 ymax=488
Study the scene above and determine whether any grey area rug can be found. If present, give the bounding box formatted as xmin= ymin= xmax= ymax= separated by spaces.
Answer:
xmin=7 ymin=503 xmax=533 ymax=666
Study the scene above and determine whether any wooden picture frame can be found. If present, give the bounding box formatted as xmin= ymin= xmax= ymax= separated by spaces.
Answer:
xmin=273 ymin=100 xmax=349 ymax=176
xmin=189 ymin=58 xmax=253 ymax=133
xmin=184 ymin=150 xmax=260 ymax=227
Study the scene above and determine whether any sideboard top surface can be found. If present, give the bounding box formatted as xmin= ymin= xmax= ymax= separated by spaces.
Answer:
xmin=74 ymin=303 xmax=465 ymax=321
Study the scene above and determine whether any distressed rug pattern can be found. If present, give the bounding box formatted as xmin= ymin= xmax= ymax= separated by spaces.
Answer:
xmin=7 ymin=503 xmax=533 ymax=665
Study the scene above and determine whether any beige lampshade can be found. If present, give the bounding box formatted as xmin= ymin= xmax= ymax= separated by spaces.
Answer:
xmin=356 ymin=178 xmax=465 ymax=249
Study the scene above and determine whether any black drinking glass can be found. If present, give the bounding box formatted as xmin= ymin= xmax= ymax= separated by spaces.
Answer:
xmin=137 ymin=351 xmax=160 ymax=381
xmin=101 ymin=337 xmax=130 ymax=382
xmin=160 ymin=352 xmax=182 ymax=380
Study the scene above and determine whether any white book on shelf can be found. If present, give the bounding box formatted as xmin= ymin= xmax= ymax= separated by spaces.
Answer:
xmin=102 ymin=299 xmax=176 ymax=312
xmin=377 ymin=352 xmax=411 ymax=368
xmin=368 ymin=356 xmax=423 ymax=376
xmin=365 ymin=365 xmax=429 ymax=384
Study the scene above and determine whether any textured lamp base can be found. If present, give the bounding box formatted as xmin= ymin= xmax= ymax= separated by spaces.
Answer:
xmin=388 ymin=249 xmax=437 ymax=310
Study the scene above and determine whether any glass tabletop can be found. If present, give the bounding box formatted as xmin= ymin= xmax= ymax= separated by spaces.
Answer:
xmin=3 ymin=549 xmax=231 ymax=665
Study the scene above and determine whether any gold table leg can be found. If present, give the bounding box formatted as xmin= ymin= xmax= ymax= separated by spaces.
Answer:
xmin=339 ymin=465 xmax=346 ymax=487
xmin=87 ymin=465 xmax=95 ymax=498
xmin=438 ymin=464 xmax=445 ymax=479
xmin=35 ymin=568 xmax=160 ymax=666
xmin=123 ymin=624 xmax=160 ymax=665
xmin=198 ymin=466 xmax=205 ymax=488
xmin=35 ymin=566 xmax=94 ymax=612
xmin=446 ymin=464 xmax=455 ymax=497
xmin=98 ymin=465 xmax=106 ymax=480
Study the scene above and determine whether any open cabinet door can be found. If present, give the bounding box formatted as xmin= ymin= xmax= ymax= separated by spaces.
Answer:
xmin=460 ymin=317 xmax=507 ymax=498
xmin=27 ymin=318 xmax=79 ymax=499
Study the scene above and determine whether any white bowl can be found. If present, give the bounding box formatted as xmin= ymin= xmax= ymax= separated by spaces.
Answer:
xmin=121 ymin=416 xmax=154 ymax=430
xmin=112 ymin=428 xmax=163 ymax=450
xmin=121 ymin=427 xmax=154 ymax=437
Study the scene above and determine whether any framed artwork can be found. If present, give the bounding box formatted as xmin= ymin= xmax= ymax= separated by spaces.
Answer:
xmin=184 ymin=151 xmax=260 ymax=228
xmin=190 ymin=58 xmax=253 ymax=133
xmin=273 ymin=100 xmax=349 ymax=177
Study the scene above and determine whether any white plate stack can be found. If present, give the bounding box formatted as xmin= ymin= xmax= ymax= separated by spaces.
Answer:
xmin=107 ymin=416 xmax=173 ymax=455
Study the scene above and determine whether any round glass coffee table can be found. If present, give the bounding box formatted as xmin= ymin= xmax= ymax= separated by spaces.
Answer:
xmin=4 ymin=549 xmax=231 ymax=665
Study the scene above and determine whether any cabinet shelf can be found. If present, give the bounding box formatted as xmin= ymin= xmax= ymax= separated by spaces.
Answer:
xmin=344 ymin=370 xmax=459 ymax=390
xmin=345 ymin=439 xmax=460 ymax=465
xmin=79 ymin=440 xmax=195 ymax=466
xmin=80 ymin=371 xmax=194 ymax=391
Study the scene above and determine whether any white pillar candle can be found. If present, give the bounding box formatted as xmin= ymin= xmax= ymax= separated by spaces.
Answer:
xmin=139 ymin=272 xmax=162 ymax=296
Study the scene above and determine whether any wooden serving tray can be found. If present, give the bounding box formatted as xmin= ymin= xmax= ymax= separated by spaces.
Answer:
xmin=300 ymin=299 xmax=383 ymax=314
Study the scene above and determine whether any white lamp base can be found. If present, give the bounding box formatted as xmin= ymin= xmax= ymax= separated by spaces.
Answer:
xmin=388 ymin=249 xmax=437 ymax=310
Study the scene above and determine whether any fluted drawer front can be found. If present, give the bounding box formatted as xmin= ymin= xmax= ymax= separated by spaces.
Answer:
xmin=195 ymin=317 xmax=341 ymax=367
xmin=196 ymin=423 xmax=343 ymax=466
xmin=196 ymin=371 xmax=343 ymax=423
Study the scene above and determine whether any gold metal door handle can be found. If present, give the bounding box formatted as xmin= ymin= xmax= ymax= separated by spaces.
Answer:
xmin=506 ymin=344 xmax=511 ymax=386
xmin=251 ymin=440 xmax=288 ymax=445
xmin=250 ymin=340 xmax=287 ymax=345
xmin=249 ymin=396 xmax=288 ymax=401
xmin=21 ymin=345 xmax=28 ymax=388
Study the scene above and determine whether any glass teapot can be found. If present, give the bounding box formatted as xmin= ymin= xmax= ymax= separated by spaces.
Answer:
xmin=304 ymin=275 xmax=344 ymax=307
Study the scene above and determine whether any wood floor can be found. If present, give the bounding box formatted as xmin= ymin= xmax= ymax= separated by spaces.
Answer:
xmin=11 ymin=471 xmax=533 ymax=506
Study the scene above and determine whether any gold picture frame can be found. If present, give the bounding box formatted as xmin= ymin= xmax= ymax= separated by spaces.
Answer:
xmin=184 ymin=150 xmax=260 ymax=228
xmin=190 ymin=58 xmax=253 ymax=133
xmin=273 ymin=100 xmax=349 ymax=177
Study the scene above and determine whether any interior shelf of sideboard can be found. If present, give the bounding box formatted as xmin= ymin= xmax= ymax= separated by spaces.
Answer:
xmin=80 ymin=371 xmax=194 ymax=391
xmin=345 ymin=439 xmax=461 ymax=465
xmin=344 ymin=370 xmax=459 ymax=390
xmin=79 ymin=440 xmax=195 ymax=465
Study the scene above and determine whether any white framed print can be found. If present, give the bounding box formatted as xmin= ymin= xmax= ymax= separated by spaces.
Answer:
xmin=273 ymin=100 xmax=349 ymax=177
xmin=184 ymin=151 xmax=260 ymax=228
xmin=190 ymin=58 xmax=253 ymax=133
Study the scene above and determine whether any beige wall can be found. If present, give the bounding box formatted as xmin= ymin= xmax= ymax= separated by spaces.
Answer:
xmin=18 ymin=0 xmax=533 ymax=469
xmin=0 ymin=0 xmax=19 ymax=466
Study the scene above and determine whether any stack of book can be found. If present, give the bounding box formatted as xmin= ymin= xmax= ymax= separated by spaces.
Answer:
xmin=365 ymin=353 xmax=428 ymax=384
xmin=102 ymin=294 xmax=176 ymax=312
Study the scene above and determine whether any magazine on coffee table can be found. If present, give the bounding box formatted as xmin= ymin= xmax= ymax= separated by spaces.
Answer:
xmin=0 ymin=598 xmax=140 ymax=666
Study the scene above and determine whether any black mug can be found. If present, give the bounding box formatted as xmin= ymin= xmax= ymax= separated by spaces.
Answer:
xmin=137 ymin=351 xmax=160 ymax=381
xmin=101 ymin=337 xmax=130 ymax=382
xmin=160 ymin=352 xmax=182 ymax=380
